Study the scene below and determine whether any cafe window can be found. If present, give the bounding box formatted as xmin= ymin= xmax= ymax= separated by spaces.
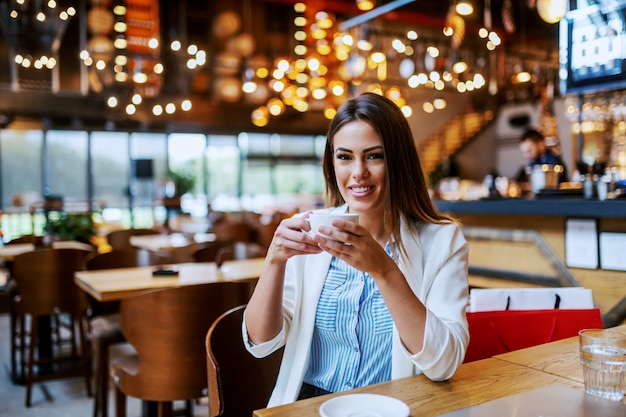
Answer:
xmin=0 ymin=129 xmax=44 ymax=238
xmin=239 ymin=132 xmax=273 ymax=211
xmin=206 ymin=135 xmax=241 ymax=212
xmin=239 ymin=132 xmax=325 ymax=212
xmin=46 ymin=130 xmax=88 ymax=208
xmin=273 ymin=162 xmax=324 ymax=195
xmin=273 ymin=133 xmax=325 ymax=197
xmin=168 ymin=133 xmax=207 ymax=216
xmin=91 ymin=131 xmax=131 ymax=225
xmin=130 ymin=132 xmax=167 ymax=227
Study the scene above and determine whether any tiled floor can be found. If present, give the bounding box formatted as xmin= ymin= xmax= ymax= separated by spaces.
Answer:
xmin=0 ymin=313 xmax=209 ymax=417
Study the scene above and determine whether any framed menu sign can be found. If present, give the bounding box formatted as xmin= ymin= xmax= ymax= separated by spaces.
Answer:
xmin=559 ymin=2 xmax=626 ymax=94
xmin=565 ymin=218 xmax=598 ymax=269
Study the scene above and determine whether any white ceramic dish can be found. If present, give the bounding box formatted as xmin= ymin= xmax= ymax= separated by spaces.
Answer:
xmin=319 ymin=393 xmax=410 ymax=417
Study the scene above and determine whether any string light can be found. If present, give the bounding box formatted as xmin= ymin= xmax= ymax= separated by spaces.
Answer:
xmin=2 ymin=1 xmax=76 ymax=70
xmin=80 ymin=1 xmax=205 ymax=118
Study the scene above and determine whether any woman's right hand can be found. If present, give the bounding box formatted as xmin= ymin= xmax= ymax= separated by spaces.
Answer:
xmin=246 ymin=213 xmax=321 ymax=344
xmin=265 ymin=213 xmax=322 ymax=264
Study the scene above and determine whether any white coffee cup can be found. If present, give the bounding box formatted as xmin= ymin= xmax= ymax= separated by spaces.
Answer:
xmin=305 ymin=213 xmax=359 ymax=239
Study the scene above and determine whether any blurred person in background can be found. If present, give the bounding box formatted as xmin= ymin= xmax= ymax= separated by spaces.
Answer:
xmin=517 ymin=128 xmax=568 ymax=184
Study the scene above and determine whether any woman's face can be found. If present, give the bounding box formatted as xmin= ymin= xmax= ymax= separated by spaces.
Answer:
xmin=331 ymin=120 xmax=386 ymax=217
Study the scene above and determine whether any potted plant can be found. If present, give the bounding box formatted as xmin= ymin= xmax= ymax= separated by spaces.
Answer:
xmin=47 ymin=211 xmax=96 ymax=245
xmin=168 ymin=168 xmax=196 ymax=197
xmin=162 ymin=168 xmax=197 ymax=211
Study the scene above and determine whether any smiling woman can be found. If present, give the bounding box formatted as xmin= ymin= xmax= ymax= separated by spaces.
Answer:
xmin=242 ymin=92 xmax=470 ymax=407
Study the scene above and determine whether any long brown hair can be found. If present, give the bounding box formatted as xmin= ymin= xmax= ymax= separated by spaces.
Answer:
xmin=322 ymin=92 xmax=457 ymax=257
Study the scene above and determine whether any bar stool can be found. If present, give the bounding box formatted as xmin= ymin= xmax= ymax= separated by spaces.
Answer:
xmin=11 ymin=247 xmax=93 ymax=406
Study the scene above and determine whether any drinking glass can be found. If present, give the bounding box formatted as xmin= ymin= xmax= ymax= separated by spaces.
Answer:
xmin=578 ymin=328 xmax=626 ymax=401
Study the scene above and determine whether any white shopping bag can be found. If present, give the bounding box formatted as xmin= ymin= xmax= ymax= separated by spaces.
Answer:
xmin=469 ymin=287 xmax=595 ymax=312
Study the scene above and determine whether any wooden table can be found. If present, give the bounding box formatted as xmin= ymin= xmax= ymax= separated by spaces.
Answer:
xmin=253 ymin=324 xmax=626 ymax=417
xmin=128 ymin=232 xmax=217 ymax=252
xmin=74 ymin=257 xmax=265 ymax=302
xmin=253 ymin=358 xmax=582 ymax=417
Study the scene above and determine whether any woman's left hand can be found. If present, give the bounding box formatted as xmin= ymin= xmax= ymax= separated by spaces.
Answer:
xmin=313 ymin=219 xmax=395 ymax=277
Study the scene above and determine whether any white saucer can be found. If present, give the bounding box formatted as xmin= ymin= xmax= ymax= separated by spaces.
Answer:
xmin=319 ymin=393 xmax=410 ymax=417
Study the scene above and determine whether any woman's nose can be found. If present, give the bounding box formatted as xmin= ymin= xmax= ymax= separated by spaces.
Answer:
xmin=351 ymin=160 xmax=369 ymax=178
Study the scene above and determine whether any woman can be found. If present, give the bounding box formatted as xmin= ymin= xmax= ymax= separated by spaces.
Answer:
xmin=243 ymin=92 xmax=469 ymax=406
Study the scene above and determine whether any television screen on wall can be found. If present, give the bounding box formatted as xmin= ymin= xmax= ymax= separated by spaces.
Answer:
xmin=559 ymin=1 xmax=626 ymax=95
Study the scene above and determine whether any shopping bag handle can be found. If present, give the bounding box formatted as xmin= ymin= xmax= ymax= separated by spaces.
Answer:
xmin=504 ymin=294 xmax=561 ymax=310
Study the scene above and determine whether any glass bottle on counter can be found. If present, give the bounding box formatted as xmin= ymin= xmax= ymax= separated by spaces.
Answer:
xmin=583 ymin=174 xmax=595 ymax=199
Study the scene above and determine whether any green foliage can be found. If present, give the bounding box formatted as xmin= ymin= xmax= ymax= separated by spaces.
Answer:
xmin=168 ymin=168 xmax=197 ymax=196
xmin=48 ymin=212 xmax=96 ymax=244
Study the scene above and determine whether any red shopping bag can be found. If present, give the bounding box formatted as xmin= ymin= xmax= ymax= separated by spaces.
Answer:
xmin=463 ymin=308 xmax=603 ymax=363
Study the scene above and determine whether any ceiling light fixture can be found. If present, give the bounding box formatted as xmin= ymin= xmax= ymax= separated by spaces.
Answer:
xmin=455 ymin=1 xmax=474 ymax=16
xmin=536 ymin=0 xmax=567 ymax=24
xmin=356 ymin=0 xmax=376 ymax=12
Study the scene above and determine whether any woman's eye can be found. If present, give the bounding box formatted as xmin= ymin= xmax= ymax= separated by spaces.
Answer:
xmin=336 ymin=153 xmax=351 ymax=160
xmin=368 ymin=152 xmax=384 ymax=160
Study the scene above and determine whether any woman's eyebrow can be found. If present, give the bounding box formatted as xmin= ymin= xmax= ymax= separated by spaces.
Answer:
xmin=363 ymin=145 xmax=383 ymax=153
xmin=334 ymin=147 xmax=353 ymax=153
xmin=335 ymin=145 xmax=383 ymax=153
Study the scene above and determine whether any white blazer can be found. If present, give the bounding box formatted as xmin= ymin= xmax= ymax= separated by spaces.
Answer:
xmin=243 ymin=206 xmax=470 ymax=407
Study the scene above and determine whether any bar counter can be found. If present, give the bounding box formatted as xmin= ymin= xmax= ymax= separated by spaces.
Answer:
xmin=436 ymin=196 xmax=626 ymax=218
xmin=435 ymin=196 xmax=626 ymax=327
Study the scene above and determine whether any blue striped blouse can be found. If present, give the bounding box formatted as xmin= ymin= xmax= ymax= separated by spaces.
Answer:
xmin=303 ymin=245 xmax=396 ymax=393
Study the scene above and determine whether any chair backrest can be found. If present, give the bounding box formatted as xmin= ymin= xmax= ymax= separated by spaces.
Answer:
xmin=12 ymin=248 xmax=93 ymax=316
xmin=164 ymin=242 xmax=209 ymax=264
xmin=106 ymin=228 xmax=159 ymax=251
xmin=193 ymin=241 xmax=265 ymax=263
xmin=211 ymin=220 xmax=255 ymax=243
xmin=86 ymin=248 xmax=168 ymax=271
xmin=205 ymin=305 xmax=284 ymax=417
xmin=191 ymin=240 xmax=235 ymax=263
xmin=5 ymin=234 xmax=36 ymax=245
xmin=117 ymin=282 xmax=256 ymax=402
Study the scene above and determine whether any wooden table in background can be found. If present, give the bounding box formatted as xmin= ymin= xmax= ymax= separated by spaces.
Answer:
xmin=129 ymin=233 xmax=192 ymax=252
xmin=74 ymin=257 xmax=264 ymax=302
xmin=128 ymin=232 xmax=217 ymax=252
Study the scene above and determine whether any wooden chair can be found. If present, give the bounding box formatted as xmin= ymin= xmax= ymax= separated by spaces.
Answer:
xmin=192 ymin=241 xmax=265 ymax=263
xmin=191 ymin=240 xmax=235 ymax=263
xmin=10 ymin=247 xmax=93 ymax=407
xmin=85 ymin=248 xmax=169 ymax=417
xmin=111 ymin=281 xmax=256 ymax=417
xmin=211 ymin=220 xmax=255 ymax=243
xmin=5 ymin=234 xmax=36 ymax=244
xmin=105 ymin=228 xmax=159 ymax=251
xmin=163 ymin=242 xmax=209 ymax=264
xmin=205 ymin=305 xmax=283 ymax=417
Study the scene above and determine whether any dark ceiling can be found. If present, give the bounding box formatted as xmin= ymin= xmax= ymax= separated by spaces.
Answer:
xmin=0 ymin=0 xmax=561 ymax=133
